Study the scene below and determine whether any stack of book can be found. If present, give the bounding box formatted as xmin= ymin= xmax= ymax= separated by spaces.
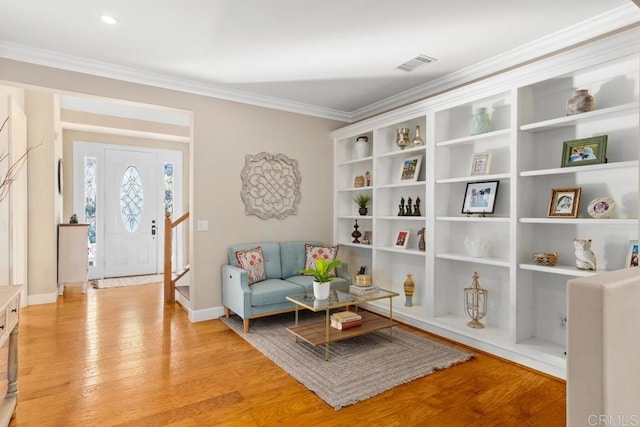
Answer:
xmin=349 ymin=285 xmax=378 ymax=296
xmin=330 ymin=311 xmax=362 ymax=330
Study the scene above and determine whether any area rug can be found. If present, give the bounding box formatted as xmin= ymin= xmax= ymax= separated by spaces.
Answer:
xmin=221 ymin=312 xmax=474 ymax=410
xmin=93 ymin=274 xmax=164 ymax=289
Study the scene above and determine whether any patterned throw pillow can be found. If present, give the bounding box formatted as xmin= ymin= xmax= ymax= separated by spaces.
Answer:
xmin=304 ymin=244 xmax=339 ymax=277
xmin=235 ymin=247 xmax=266 ymax=285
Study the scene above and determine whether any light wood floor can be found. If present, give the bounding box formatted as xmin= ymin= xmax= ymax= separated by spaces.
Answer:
xmin=11 ymin=283 xmax=566 ymax=426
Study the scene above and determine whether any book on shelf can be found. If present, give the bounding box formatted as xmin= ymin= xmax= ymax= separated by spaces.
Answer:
xmin=349 ymin=285 xmax=378 ymax=296
xmin=330 ymin=318 xmax=363 ymax=330
xmin=330 ymin=311 xmax=362 ymax=322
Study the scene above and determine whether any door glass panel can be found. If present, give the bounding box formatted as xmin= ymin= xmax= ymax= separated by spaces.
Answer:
xmin=164 ymin=162 xmax=174 ymax=215
xmin=84 ymin=156 xmax=97 ymax=266
xmin=120 ymin=166 xmax=144 ymax=232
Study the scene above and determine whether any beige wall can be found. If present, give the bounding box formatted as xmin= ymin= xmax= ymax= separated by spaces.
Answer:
xmin=24 ymin=90 xmax=61 ymax=299
xmin=0 ymin=58 xmax=345 ymax=314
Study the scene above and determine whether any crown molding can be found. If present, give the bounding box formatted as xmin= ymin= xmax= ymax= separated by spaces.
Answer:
xmin=1 ymin=4 xmax=638 ymax=124
xmin=349 ymin=3 xmax=640 ymax=122
xmin=0 ymin=41 xmax=352 ymax=123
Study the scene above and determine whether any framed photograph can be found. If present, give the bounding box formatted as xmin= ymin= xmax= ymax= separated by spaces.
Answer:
xmin=461 ymin=181 xmax=499 ymax=214
xmin=587 ymin=197 xmax=616 ymax=219
xmin=393 ymin=230 xmax=410 ymax=249
xmin=362 ymin=230 xmax=372 ymax=245
xmin=561 ymin=135 xmax=608 ymax=167
xmin=548 ymin=187 xmax=582 ymax=217
xmin=399 ymin=156 xmax=422 ymax=182
xmin=470 ymin=152 xmax=491 ymax=175
xmin=625 ymin=240 xmax=639 ymax=268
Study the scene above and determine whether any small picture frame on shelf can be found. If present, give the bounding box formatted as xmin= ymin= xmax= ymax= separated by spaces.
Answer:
xmin=398 ymin=156 xmax=422 ymax=182
xmin=393 ymin=230 xmax=410 ymax=249
xmin=548 ymin=187 xmax=582 ymax=218
xmin=362 ymin=230 xmax=372 ymax=245
xmin=561 ymin=135 xmax=608 ymax=168
xmin=461 ymin=181 xmax=499 ymax=215
xmin=625 ymin=240 xmax=639 ymax=268
xmin=587 ymin=197 xmax=616 ymax=219
xmin=469 ymin=152 xmax=491 ymax=175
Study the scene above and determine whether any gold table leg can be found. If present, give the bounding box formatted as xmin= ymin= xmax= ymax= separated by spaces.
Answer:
xmin=325 ymin=308 xmax=330 ymax=361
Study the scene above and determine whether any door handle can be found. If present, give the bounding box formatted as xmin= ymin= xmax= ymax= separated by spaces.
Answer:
xmin=151 ymin=220 xmax=157 ymax=237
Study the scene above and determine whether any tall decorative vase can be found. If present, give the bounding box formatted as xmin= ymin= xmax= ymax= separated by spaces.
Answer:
xmin=395 ymin=128 xmax=410 ymax=150
xmin=566 ymin=89 xmax=595 ymax=116
xmin=412 ymin=125 xmax=425 ymax=147
xmin=351 ymin=220 xmax=361 ymax=243
xmin=403 ymin=274 xmax=415 ymax=307
xmin=353 ymin=135 xmax=370 ymax=159
xmin=418 ymin=228 xmax=426 ymax=251
xmin=470 ymin=107 xmax=491 ymax=135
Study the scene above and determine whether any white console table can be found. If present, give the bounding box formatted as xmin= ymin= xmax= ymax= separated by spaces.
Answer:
xmin=0 ymin=286 xmax=21 ymax=426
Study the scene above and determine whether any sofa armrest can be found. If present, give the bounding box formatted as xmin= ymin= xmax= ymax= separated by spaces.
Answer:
xmin=337 ymin=262 xmax=352 ymax=286
xmin=221 ymin=264 xmax=252 ymax=319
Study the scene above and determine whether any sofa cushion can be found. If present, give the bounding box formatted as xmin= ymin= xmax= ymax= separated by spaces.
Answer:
xmin=228 ymin=242 xmax=281 ymax=279
xmin=280 ymin=241 xmax=321 ymax=278
xmin=235 ymin=247 xmax=266 ymax=285
xmin=249 ymin=279 xmax=305 ymax=307
xmin=304 ymin=244 xmax=339 ymax=276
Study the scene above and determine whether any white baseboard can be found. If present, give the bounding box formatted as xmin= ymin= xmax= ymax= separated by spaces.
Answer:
xmin=189 ymin=305 xmax=225 ymax=323
xmin=28 ymin=291 xmax=58 ymax=305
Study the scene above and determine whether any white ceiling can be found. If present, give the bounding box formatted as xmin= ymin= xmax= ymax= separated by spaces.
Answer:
xmin=0 ymin=1 xmax=638 ymax=122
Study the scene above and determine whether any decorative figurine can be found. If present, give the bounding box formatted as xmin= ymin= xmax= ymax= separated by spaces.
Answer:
xmin=574 ymin=238 xmax=596 ymax=270
xmin=365 ymin=171 xmax=372 ymax=187
xmin=351 ymin=220 xmax=362 ymax=244
xmin=398 ymin=197 xmax=405 ymax=216
xmin=405 ymin=197 xmax=413 ymax=216
xmin=418 ymin=228 xmax=426 ymax=251
xmin=414 ymin=197 xmax=421 ymax=216
xmin=69 ymin=214 xmax=78 ymax=224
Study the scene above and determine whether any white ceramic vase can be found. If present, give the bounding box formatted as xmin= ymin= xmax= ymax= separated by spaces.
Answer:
xmin=464 ymin=237 xmax=490 ymax=257
xmin=313 ymin=281 xmax=331 ymax=300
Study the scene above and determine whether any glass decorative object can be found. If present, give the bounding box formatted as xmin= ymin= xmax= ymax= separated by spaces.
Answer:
xmin=464 ymin=271 xmax=488 ymax=329
xmin=395 ymin=128 xmax=410 ymax=150
xmin=120 ymin=166 xmax=144 ymax=232
xmin=470 ymin=107 xmax=491 ymax=135
xmin=566 ymin=89 xmax=595 ymax=116
xmin=412 ymin=125 xmax=425 ymax=147
xmin=403 ymin=274 xmax=415 ymax=307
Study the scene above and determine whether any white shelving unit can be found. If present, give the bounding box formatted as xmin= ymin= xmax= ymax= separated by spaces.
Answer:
xmin=332 ymin=28 xmax=639 ymax=378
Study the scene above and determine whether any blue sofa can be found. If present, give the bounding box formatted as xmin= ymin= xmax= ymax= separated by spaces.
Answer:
xmin=222 ymin=241 xmax=350 ymax=332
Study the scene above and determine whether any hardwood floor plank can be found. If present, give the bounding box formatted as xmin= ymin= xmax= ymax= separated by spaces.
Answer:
xmin=11 ymin=283 xmax=566 ymax=426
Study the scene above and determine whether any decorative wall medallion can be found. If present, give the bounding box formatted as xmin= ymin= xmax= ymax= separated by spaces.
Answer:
xmin=241 ymin=152 xmax=301 ymax=220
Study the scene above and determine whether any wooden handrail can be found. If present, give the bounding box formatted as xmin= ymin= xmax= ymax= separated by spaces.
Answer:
xmin=164 ymin=211 xmax=190 ymax=303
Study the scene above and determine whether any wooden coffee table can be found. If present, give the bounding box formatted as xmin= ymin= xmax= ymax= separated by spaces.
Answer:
xmin=286 ymin=289 xmax=398 ymax=360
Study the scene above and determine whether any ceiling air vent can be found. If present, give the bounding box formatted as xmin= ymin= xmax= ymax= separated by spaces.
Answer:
xmin=397 ymin=54 xmax=437 ymax=72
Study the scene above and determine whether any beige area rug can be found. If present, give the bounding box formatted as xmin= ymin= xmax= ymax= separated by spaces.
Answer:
xmin=93 ymin=274 xmax=164 ymax=289
xmin=221 ymin=311 xmax=474 ymax=410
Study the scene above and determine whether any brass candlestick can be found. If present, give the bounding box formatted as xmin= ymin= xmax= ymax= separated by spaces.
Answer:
xmin=464 ymin=271 xmax=488 ymax=329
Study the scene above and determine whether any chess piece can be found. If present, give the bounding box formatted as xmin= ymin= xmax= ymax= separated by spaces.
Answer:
xmin=398 ymin=197 xmax=405 ymax=216
xmin=406 ymin=197 xmax=413 ymax=216
xmin=414 ymin=197 xmax=421 ymax=216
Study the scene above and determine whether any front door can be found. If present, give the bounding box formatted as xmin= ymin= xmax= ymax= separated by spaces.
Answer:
xmin=104 ymin=149 xmax=158 ymax=277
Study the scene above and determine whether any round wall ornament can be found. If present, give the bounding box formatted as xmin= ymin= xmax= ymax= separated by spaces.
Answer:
xmin=587 ymin=197 xmax=616 ymax=219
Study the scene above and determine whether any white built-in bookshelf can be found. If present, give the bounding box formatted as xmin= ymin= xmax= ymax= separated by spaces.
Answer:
xmin=332 ymin=28 xmax=639 ymax=378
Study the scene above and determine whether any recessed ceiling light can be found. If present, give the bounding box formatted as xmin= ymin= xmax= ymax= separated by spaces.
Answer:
xmin=101 ymin=15 xmax=118 ymax=25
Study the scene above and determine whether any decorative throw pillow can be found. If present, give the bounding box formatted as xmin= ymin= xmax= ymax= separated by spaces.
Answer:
xmin=304 ymin=244 xmax=339 ymax=277
xmin=235 ymin=247 xmax=266 ymax=285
